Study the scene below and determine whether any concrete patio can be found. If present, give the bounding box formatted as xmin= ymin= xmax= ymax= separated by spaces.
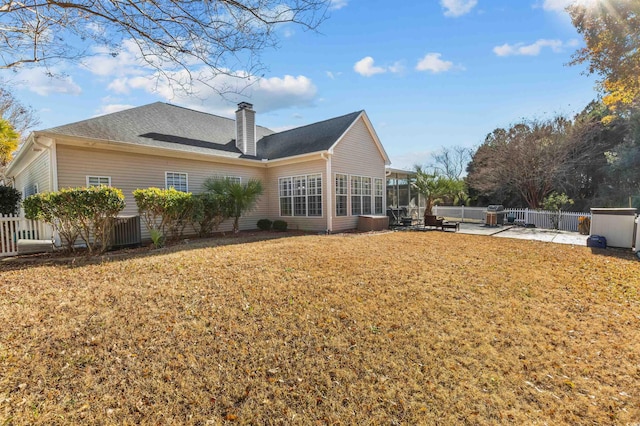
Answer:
xmin=402 ymin=222 xmax=590 ymax=246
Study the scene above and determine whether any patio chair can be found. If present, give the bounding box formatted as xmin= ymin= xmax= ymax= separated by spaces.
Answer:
xmin=424 ymin=214 xmax=459 ymax=232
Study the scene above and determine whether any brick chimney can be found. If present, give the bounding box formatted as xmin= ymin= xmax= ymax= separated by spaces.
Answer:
xmin=235 ymin=102 xmax=256 ymax=156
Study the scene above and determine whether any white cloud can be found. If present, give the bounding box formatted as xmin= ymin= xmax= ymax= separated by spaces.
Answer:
xmin=540 ymin=0 xmax=573 ymax=13
xmin=14 ymin=67 xmax=82 ymax=96
xmin=110 ymin=69 xmax=317 ymax=115
xmin=389 ymin=61 xmax=405 ymax=74
xmin=493 ymin=39 xmax=565 ymax=56
xmin=390 ymin=150 xmax=436 ymax=171
xmin=82 ymin=39 xmax=147 ymax=77
xmin=440 ymin=0 xmax=478 ymax=17
xmin=354 ymin=56 xmax=387 ymax=77
xmin=94 ymin=104 xmax=136 ymax=116
xmin=415 ymin=53 xmax=454 ymax=73
xmin=253 ymin=75 xmax=317 ymax=110
xmin=329 ymin=0 xmax=348 ymax=10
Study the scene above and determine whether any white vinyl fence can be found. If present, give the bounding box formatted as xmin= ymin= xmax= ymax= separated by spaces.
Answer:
xmin=432 ymin=206 xmax=486 ymax=222
xmin=433 ymin=206 xmax=590 ymax=232
xmin=0 ymin=214 xmax=53 ymax=257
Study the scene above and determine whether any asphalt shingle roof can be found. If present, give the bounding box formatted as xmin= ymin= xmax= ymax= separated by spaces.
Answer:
xmin=42 ymin=102 xmax=363 ymax=161
xmin=256 ymin=110 xmax=362 ymax=160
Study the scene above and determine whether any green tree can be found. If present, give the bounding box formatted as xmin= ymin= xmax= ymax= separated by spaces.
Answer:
xmin=0 ymin=118 xmax=19 ymax=167
xmin=0 ymin=185 xmax=21 ymax=215
xmin=556 ymin=101 xmax=628 ymax=210
xmin=568 ymin=0 xmax=640 ymax=111
xmin=542 ymin=192 xmax=574 ymax=230
xmin=203 ymin=177 xmax=263 ymax=233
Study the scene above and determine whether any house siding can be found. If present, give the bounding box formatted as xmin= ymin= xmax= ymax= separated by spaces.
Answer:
xmin=330 ymin=117 xmax=387 ymax=231
xmin=265 ymin=159 xmax=328 ymax=232
xmin=13 ymin=149 xmax=51 ymax=200
xmin=55 ymin=144 xmax=269 ymax=239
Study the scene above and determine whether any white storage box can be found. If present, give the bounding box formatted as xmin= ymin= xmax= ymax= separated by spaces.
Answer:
xmin=590 ymin=208 xmax=637 ymax=249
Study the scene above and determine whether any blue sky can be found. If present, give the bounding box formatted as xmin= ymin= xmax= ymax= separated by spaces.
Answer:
xmin=6 ymin=0 xmax=598 ymax=170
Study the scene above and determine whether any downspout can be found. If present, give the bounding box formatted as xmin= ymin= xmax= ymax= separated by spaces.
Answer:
xmin=34 ymin=135 xmax=60 ymax=246
xmin=34 ymin=135 xmax=58 ymax=191
xmin=321 ymin=152 xmax=332 ymax=233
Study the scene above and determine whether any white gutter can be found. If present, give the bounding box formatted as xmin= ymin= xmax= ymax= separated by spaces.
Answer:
xmin=321 ymin=152 xmax=332 ymax=233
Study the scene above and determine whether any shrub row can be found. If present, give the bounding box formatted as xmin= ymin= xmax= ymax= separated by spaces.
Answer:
xmin=256 ymin=219 xmax=288 ymax=231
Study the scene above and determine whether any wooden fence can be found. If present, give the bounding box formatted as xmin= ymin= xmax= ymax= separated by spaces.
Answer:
xmin=0 ymin=214 xmax=53 ymax=258
xmin=433 ymin=206 xmax=590 ymax=232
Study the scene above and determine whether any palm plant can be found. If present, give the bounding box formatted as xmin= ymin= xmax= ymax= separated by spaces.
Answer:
xmin=412 ymin=165 xmax=449 ymax=216
xmin=203 ymin=177 xmax=264 ymax=233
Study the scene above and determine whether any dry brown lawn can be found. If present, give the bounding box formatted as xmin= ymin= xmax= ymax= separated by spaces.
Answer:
xmin=1 ymin=231 xmax=639 ymax=425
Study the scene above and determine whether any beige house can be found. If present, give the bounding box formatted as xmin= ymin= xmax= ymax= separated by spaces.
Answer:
xmin=7 ymin=102 xmax=390 ymax=236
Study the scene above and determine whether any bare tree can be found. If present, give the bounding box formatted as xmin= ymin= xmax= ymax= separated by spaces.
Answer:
xmin=431 ymin=146 xmax=472 ymax=180
xmin=0 ymin=86 xmax=40 ymax=135
xmin=467 ymin=117 xmax=572 ymax=208
xmin=0 ymin=0 xmax=330 ymax=89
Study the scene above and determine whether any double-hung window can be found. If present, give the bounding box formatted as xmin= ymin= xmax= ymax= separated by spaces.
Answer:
xmin=293 ymin=176 xmax=307 ymax=216
xmin=307 ymin=174 xmax=322 ymax=217
xmin=335 ymin=174 xmax=348 ymax=216
xmin=351 ymin=176 xmax=362 ymax=215
xmin=279 ymin=177 xmax=293 ymax=216
xmin=166 ymin=172 xmax=188 ymax=192
xmin=362 ymin=177 xmax=372 ymax=215
xmin=374 ymin=178 xmax=384 ymax=214
xmin=279 ymin=174 xmax=323 ymax=217
xmin=22 ymin=184 xmax=39 ymax=199
xmin=87 ymin=176 xmax=111 ymax=187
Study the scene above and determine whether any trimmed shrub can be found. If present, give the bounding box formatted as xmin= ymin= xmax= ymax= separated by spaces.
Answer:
xmin=23 ymin=192 xmax=80 ymax=251
xmin=191 ymin=192 xmax=230 ymax=237
xmin=133 ymin=187 xmax=194 ymax=243
xmin=23 ymin=186 xmax=125 ymax=253
xmin=257 ymin=218 xmax=272 ymax=231
xmin=0 ymin=185 xmax=21 ymax=215
xmin=272 ymin=219 xmax=288 ymax=232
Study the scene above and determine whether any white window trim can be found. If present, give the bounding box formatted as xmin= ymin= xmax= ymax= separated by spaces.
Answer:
xmin=278 ymin=173 xmax=323 ymax=218
xmin=165 ymin=171 xmax=188 ymax=192
xmin=86 ymin=176 xmax=111 ymax=187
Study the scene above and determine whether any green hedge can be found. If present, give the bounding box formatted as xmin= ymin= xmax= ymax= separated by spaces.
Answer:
xmin=23 ymin=186 xmax=125 ymax=253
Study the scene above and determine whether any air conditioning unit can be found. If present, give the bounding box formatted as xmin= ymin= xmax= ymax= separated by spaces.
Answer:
xmin=110 ymin=216 xmax=142 ymax=249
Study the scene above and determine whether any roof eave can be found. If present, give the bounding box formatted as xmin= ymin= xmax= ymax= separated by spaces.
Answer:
xmin=5 ymin=132 xmax=36 ymax=175
xmin=263 ymin=151 xmax=327 ymax=167
xmin=42 ymin=132 xmax=267 ymax=166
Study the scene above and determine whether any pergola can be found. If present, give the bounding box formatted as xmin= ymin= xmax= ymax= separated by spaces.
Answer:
xmin=385 ymin=167 xmax=425 ymax=224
